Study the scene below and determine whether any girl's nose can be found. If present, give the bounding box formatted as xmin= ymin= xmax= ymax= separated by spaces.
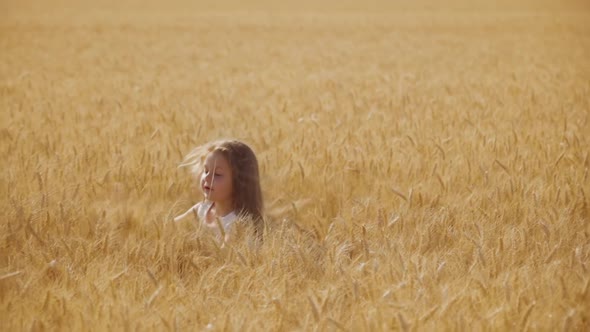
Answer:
xmin=203 ymin=173 xmax=212 ymax=183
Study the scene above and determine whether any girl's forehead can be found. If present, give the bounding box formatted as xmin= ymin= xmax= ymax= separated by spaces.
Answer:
xmin=204 ymin=151 xmax=230 ymax=168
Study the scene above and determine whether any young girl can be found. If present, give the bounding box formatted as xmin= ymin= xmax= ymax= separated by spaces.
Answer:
xmin=174 ymin=139 xmax=264 ymax=243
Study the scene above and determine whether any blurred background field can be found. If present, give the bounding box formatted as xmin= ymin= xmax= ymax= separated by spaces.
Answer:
xmin=1 ymin=0 xmax=589 ymax=330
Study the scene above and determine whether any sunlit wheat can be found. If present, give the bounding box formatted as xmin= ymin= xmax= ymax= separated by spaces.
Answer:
xmin=1 ymin=0 xmax=589 ymax=330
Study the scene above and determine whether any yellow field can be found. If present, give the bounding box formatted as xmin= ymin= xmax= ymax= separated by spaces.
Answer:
xmin=1 ymin=0 xmax=589 ymax=330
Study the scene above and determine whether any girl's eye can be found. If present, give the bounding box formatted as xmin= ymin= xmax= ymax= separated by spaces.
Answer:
xmin=214 ymin=174 xmax=222 ymax=177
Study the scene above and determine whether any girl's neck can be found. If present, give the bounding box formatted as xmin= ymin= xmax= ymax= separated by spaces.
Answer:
xmin=212 ymin=200 xmax=233 ymax=217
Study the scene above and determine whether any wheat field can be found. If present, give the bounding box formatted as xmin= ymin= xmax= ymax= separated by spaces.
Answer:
xmin=1 ymin=0 xmax=589 ymax=330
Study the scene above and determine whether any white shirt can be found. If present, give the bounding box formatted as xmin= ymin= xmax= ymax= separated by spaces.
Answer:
xmin=192 ymin=201 xmax=238 ymax=235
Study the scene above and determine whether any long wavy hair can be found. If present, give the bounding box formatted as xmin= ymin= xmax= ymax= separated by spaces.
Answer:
xmin=180 ymin=139 xmax=264 ymax=240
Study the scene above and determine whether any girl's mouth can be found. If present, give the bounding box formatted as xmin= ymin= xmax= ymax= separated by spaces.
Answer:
xmin=204 ymin=186 xmax=212 ymax=191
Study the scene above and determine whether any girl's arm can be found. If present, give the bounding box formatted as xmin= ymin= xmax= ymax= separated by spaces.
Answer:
xmin=174 ymin=203 xmax=200 ymax=222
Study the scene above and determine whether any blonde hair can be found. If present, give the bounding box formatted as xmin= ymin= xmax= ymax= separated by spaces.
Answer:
xmin=180 ymin=139 xmax=264 ymax=239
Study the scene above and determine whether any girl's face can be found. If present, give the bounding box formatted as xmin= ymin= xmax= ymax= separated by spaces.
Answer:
xmin=200 ymin=151 xmax=233 ymax=204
